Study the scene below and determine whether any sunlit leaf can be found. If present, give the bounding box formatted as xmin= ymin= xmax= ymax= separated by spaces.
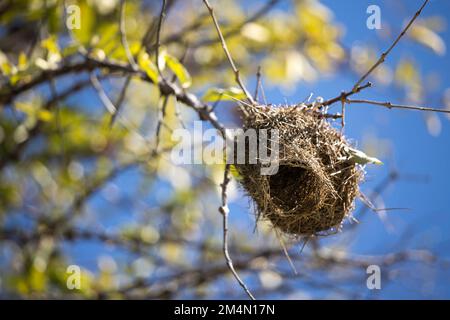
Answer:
xmin=202 ymin=87 xmax=246 ymax=102
xmin=0 ymin=50 xmax=14 ymax=76
xmin=137 ymin=51 xmax=158 ymax=84
xmin=410 ymin=24 xmax=446 ymax=56
xmin=241 ymin=22 xmax=270 ymax=43
xmin=41 ymin=36 xmax=60 ymax=55
xmin=395 ymin=60 xmax=419 ymax=86
xmin=164 ymin=53 xmax=192 ymax=88
xmin=18 ymin=52 xmax=28 ymax=70
xmin=15 ymin=101 xmax=35 ymax=116
xmin=37 ymin=110 xmax=54 ymax=122
xmin=62 ymin=43 xmax=80 ymax=57
xmin=35 ymin=58 xmax=52 ymax=70
xmin=37 ymin=36 xmax=62 ymax=70
xmin=72 ymin=2 xmax=95 ymax=45
xmin=425 ymin=112 xmax=441 ymax=137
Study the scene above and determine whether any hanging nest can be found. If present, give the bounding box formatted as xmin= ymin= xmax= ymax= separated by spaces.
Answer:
xmin=234 ymin=104 xmax=363 ymax=237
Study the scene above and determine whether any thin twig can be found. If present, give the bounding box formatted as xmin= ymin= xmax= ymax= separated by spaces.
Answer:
xmin=90 ymin=73 xmax=117 ymax=115
xmin=254 ymin=66 xmax=262 ymax=103
xmin=157 ymin=0 xmax=280 ymax=50
xmin=174 ymin=101 xmax=186 ymax=129
xmin=346 ymin=99 xmax=450 ymax=114
xmin=154 ymin=95 xmax=170 ymax=153
xmin=202 ymin=0 xmax=256 ymax=105
xmin=259 ymin=76 xmax=268 ymax=106
xmin=352 ymin=0 xmax=430 ymax=92
xmin=155 ymin=0 xmax=167 ymax=78
xmin=119 ymin=0 xmax=138 ymax=70
xmin=347 ymin=171 xmax=400 ymax=232
xmin=0 ymin=51 xmax=231 ymax=144
xmin=49 ymin=79 xmax=67 ymax=164
xmin=193 ymin=0 xmax=280 ymax=49
xmin=154 ymin=44 xmax=189 ymax=151
xmin=110 ymin=75 xmax=132 ymax=127
xmin=140 ymin=0 xmax=178 ymax=53
xmin=340 ymin=92 xmax=346 ymax=131
xmin=110 ymin=3 xmax=146 ymax=125
xmin=219 ymin=163 xmax=255 ymax=300
xmin=158 ymin=12 xmax=209 ymax=48
xmin=89 ymin=73 xmax=151 ymax=148
xmin=211 ymin=93 xmax=224 ymax=111
xmin=171 ymin=43 xmax=190 ymax=129
xmin=274 ymin=228 xmax=297 ymax=275
xmin=319 ymin=82 xmax=372 ymax=108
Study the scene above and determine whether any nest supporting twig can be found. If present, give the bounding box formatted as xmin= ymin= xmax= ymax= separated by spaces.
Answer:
xmin=235 ymin=105 xmax=363 ymax=237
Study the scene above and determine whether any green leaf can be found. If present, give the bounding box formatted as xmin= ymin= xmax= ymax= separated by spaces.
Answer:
xmin=62 ymin=43 xmax=80 ymax=57
xmin=41 ymin=36 xmax=60 ymax=55
xmin=137 ymin=51 xmax=158 ymax=84
xmin=0 ymin=50 xmax=14 ymax=76
xmin=38 ymin=36 xmax=62 ymax=70
xmin=164 ymin=53 xmax=191 ymax=88
xmin=18 ymin=52 xmax=28 ymax=70
xmin=202 ymin=87 xmax=246 ymax=102
xmin=72 ymin=2 xmax=95 ymax=46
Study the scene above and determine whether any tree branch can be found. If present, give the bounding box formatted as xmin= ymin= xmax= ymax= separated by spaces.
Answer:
xmin=352 ymin=0 xmax=430 ymax=92
xmin=219 ymin=163 xmax=255 ymax=300
xmin=119 ymin=0 xmax=138 ymax=70
xmin=202 ymin=0 xmax=256 ymax=105
xmin=346 ymin=99 xmax=450 ymax=114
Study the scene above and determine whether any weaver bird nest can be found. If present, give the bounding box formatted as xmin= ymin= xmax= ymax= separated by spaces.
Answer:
xmin=235 ymin=105 xmax=364 ymax=237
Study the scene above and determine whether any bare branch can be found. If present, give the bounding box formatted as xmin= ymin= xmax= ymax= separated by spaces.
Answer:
xmin=219 ymin=163 xmax=256 ymax=300
xmin=119 ymin=0 xmax=138 ymax=70
xmin=352 ymin=0 xmax=430 ymax=92
xmin=48 ymin=79 xmax=66 ymax=163
xmin=155 ymin=0 xmax=167 ymax=77
xmin=193 ymin=0 xmax=280 ymax=49
xmin=318 ymin=81 xmax=372 ymax=108
xmin=254 ymin=66 xmax=262 ymax=103
xmin=340 ymin=92 xmax=346 ymax=131
xmin=202 ymin=0 xmax=256 ymax=105
xmin=140 ymin=0 xmax=178 ymax=52
xmin=154 ymin=95 xmax=170 ymax=153
xmin=155 ymin=45 xmax=189 ymax=152
xmin=158 ymin=0 xmax=280 ymax=50
xmin=110 ymin=75 xmax=132 ymax=127
xmin=89 ymin=73 xmax=152 ymax=148
xmin=346 ymin=99 xmax=450 ymax=114
xmin=89 ymin=73 xmax=118 ymax=115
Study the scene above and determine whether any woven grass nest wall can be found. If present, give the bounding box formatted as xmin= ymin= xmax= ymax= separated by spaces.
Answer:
xmin=235 ymin=105 xmax=364 ymax=237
